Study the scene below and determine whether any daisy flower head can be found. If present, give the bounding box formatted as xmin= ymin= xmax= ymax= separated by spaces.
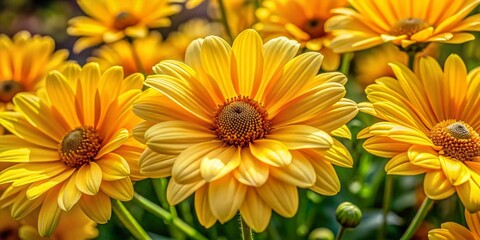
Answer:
xmin=0 ymin=62 xmax=145 ymax=236
xmin=325 ymin=0 xmax=480 ymax=53
xmin=133 ymin=29 xmax=358 ymax=231
xmin=0 ymin=31 xmax=68 ymax=131
xmin=428 ymin=209 xmax=480 ymax=240
xmin=255 ymin=0 xmax=348 ymax=71
xmin=359 ymin=54 xmax=480 ymax=212
xmin=67 ymin=0 xmax=182 ymax=53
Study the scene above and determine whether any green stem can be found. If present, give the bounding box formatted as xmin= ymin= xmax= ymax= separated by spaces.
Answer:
xmin=218 ymin=0 xmax=234 ymax=43
xmin=336 ymin=226 xmax=345 ymax=240
xmin=239 ymin=215 xmax=254 ymax=240
xmin=407 ymin=51 xmax=416 ymax=70
xmin=340 ymin=52 xmax=354 ymax=76
xmin=152 ymin=179 xmax=184 ymax=239
xmin=111 ymin=199 xmax=151 ymax=240
xmin=378 ymin=175 xmax=393 ymax=240
xmin=133 ymin=193 xmax=208 ymax=240
xmin=399 ymin=198 xmax=434 ymax=240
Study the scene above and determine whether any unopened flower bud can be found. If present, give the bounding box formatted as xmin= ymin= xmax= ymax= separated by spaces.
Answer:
xmin=335 ymin=202 xmax=362 ymax=228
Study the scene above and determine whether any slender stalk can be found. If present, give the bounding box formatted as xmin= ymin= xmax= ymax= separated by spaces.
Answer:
xmin=133 ymin=193 xmax=208 ymax=240
xmin=111 ymin=199 xmax=151 ymax=240
xmin=340 ymin=52 xmax=354 ymax=76
xmin=399 ymin=198 xmax=434 ymax=240
xmin=336 ymin=226 xmax=345 ymax=240
xmin=378 ymin=175 xmax=393 ymax=240
xmin=152 ymin=179 xmax=183 ymax=239
xmin=239 ymin=215 xmax=254 ymax=240
xmin=218 ymin=0 xmax=234 ymax=43
xmin=128 ymin=39 xmax=145 ymax=74
xmin=407 ymin=51 xmax=416 ymax=70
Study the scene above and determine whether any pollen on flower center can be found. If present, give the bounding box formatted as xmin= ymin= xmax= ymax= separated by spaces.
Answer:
xmin=0 ymin=80 xmax=23 ymax=102
xmin=303 ymin=18 xmax=325 ymax=38
xmin=59 ymin=126 xmax=102 ymax=168
xmin=213 ymin=96 xmax=271 ymax=147
xmin=389 ymin=18 xmax=431 ymax=37
xmin=429 ymin=120 xmax=480 ymax=161
xmin=113 ymin=11 xmax=139 ymax=30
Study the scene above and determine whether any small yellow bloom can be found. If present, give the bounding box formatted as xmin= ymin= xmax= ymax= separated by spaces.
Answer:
xmin=428 ymin=210 xmax=480 ymax=240
xmin=325 ymin=0 xmax=480 ymax=53
xmin=255 ymin=0 xmax=348 ymax=71
xmin=89 ymin=31 xmax=171 ymax=75
xmin=0 ymin=63 xmax=145 ymax=236
xmin=359 ymin=54 xmax=480 ymax=212
xmin=0 ymin=31 xmax=69 ymax=134
xmin=67 ymin=0 xmax=182 ymax=53
xmin=133 ymin=29 xmax=357 ymax=231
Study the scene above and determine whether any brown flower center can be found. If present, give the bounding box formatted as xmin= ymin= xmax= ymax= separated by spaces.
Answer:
xmin=213 ymin=96 xmax=270 ymax=147
xmin=429 ymin=120 xmax=480 ymax=161
xmin=0 ymin=80 xmax=23 ymax=103
xmin=389 ymin=18 xmax=430 ymax=37
xmin=0 ymin=226 xmax=19 ymax=240
xmin=113 ymin=11 xmax=139 ymax=30
xmin=303 ymin=18 xmax=325 ymax=38
xmin=59 ymin=126 xmax=102 ymax=168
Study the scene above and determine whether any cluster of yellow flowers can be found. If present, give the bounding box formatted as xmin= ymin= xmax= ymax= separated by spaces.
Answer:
xmin=1 ymin=0 xmax=480 ymax=239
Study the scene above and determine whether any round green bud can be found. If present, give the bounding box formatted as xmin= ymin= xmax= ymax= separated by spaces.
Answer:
xmin=335 ymin=202 xmax=362 ymax=228
xmin=308 ymin=228 xmax=335 ymax=240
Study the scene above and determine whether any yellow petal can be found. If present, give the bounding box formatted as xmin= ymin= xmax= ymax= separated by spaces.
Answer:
xmin=76 ymin=162 xmax=102 ymax=195
xmin=309 ymin=158 xmax=340 ymax=196
xmin=139 ymin=148 xmax=175 ymax=178
xmin=11 ymin=188 xmax=45 ymax=219
xmin=385 ymin=153 xmax=426 ymax=175
xmin=38 ymin=187 xmax=62 ymax=237
xmin=270 ymin=151 xmax=316 ymax=188
xmin=208 ymin=175 xmax=247 ymax=223
xmin=100 ymin=178 xmax=134 ymax=201
xmin=363 ymin=136 xmax=411 ymax=158
xmin=388 ymin=125 xmax=433 ymax=146
xmin=267 ymin=125 xmax=333 ymax=150
xmin=331 ymin=125 xmax=352 ymax=139
xmin=240 ymin=188 xmax=272 ymax=232
xmin=456 ymin=178 xmax=480 ymax=212
xmin=320 ymin=139 xmax=354 ymax=168
xmin=304 ymin=98 xmax=358 ymax=133
xmin=408 ymin=145 xmax=441 ymax=170
xmin=233 ymin=148 xmax=269 ymax=187
xmin=257 ymin=177 xmax=298 ymax=217
xmin=0 ymin=162 xmax=66 ymax=187
xmin=250 ymin=139 xmax=292 ymax=167
xmin=26 ymin=168 xmax=75 ymax=200
xmin=145 ymin=120 xmax=216 ymax=155
xmin=58 ymin=173 xmax=82 ymax=211
xmin=194 ymin=185 xmax=216 ymax=228
xmin=79 ymin=192 xmax=111 ymax=224
xmin=167 ymin=178 xmax=206 ymax=205
xmin=444 ymin=54 xmax=468 ymax=117
xmin=439 ymin=156 xmax=470 ymax=186
xmin=172 ymin=141 xmax=222 ymax=184
xmin=465 ymin=210 xmax=480 ymax=236
xmin=423 ymin=171 xmax=455 ymax=200
xmin=201 ymin=145 xmax=240 ymax=182
xmin=95 ymin=128 xmax=129 ymax=159
xmin=96 ymin=153 xmax=130 ymax=181
xmin=97 ymin=66 xmax=125 ymax=126
xmin=77 ymin=62 xmax=100 ymax=126
xmin=45 ymin=71 xmax=81 ymax=129
xmin=232 ymin=29 xmax=263 ymax=96
xmin=0 ymin=113 xmax=57 ymax=149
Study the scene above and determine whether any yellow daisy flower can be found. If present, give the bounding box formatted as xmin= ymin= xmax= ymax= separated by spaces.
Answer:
xmin=165 ymin=18 xmax=224 ymax=60
xmin=325 ymin=0 xmax=480 ymax=53
xmin=133 ymin=29 xmax=358 ymax=231
xmin=0 ymin=62 xmax=145 ymax=236
xmin=0 ymin=31 xmax=68 ymax=127
xmin=255 ymin=0 xmax=348 ymax=71
xmin=88 ymin=31 xmax=171 ymax=75
xmin=67 ymin=0 xmax=182 ymax=53
xmin=428 ymin=210 xmax=480 ymax=240
xmin=358 ymin=54 xmax=480 ymax=212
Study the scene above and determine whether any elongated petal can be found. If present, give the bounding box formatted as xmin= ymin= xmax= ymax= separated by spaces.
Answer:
xmin=167 ymin=178 xmax=206 ymax=205
xmin=139 ymin=148 xmax=175 ymax=178
xmin=76 ymin=162 xmax=102 ymax=195
xmin=95 ymin=128 xmax=129 ymax=159
xmin=45 ymin=71 xmax=81 ymax=129
xmin=233 ymin=148 xmax=269 ymax=187
xmin=257 ymin=177 xmax=298 ymax=217
xmin=439 ymin=156 xmax=470 ymax=186
xmin=38 ymin=187 xmax=62 ymax=237
xmin=385 ymin=152 xmax=426 ymax=175
xmin=232 ymin=29 xmax=263 ymax=96
xmin=250 ymin=139 xmax=292 ymax=167
xmin=408 ymin=145 xmax=441 ymax=170
xmin=194 ymin=185 xmax=216 ymax=228
xmin=79 ymin=192 xmax=111 ymax=224
xmin=240 ymin=188 xmax=272 ymax=232
xmin=100 ymin=178 xmax=134 ymax=201
xmin=201 ymin=145 xmax=241 ymax=182
xmin=309 ymin=158 xmax=340 ymax=196
xmin=424 ymin=171 xmax=455 ymax=200
xmin=267 ymin=125 xmax=333 ymax=150
xmin=96 ymin=153 xmax=130 ymax=181
xmin=270 ymin=151 xmax=316 ymax=188
xmin=58 ymin=173 xmax=82 ymax=211
xmin=26 ymin=168 xmax=75 ymax=200
xmin=209 ymin=175 xmax=247 ymax=223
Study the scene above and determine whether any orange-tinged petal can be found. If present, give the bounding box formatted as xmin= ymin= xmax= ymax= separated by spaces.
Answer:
xmin=167 ymin=178 xmax=206 ymax=205
xmin=303 ymin=98 xmax=358 ymax=133
xmin=363 ymin=136 xmax=411 ymax=158
xmin=424 ymin=171 xmax=455 ymax=200
xmin=208 ymin=175 xmax=247 ymax=223
xmin=79 ymin=192 xmax=111 ymax=224
xmin=45 ymin=71 xmax=81 ymax=129
xmin=270 ymin=151 xmax=316 ymax=188
xmin=76 ymin=162 xmax=102 ymax=195
xmin=232 ymin=29 xmax=263 ymax=97
xmin=387 ymin=125 xmax=433 ymax=146
xmin=439 ymin=156 xmax=470 ymax=186
xmin=11 ymin=189 xmax=45 ymax=219
xmin=100 ymin=177 xmax=134 ymax=201
xmin=267 ymin=125 xmax=333 ymax=150
xmin=408 ymin=145 xmax=441 ymax=170
xmin=200 ymin=145 xmax=240 ymax=182
xmin=139 ymin=148 xmax=175 ymax=178
xmin=320 ymin=139 xmax=354 ymax=168
xmin=240 ymin=188 xmax=272 ymax=232
xmin=172 ymin=141 xmax=223 ymax=184
xmin=38 ymin=187 xmax=62 ymax=237
xmin=250 ymin=139 xmax=292 ymax=167
xmin=0 ymin=114 xmax=57 ymax=148
xmin=26 ymin=168 xmax=75 ymax=200
xmin=194 ymin=185 xmax=216 ymax=228
xmin=257 ymin=177 xmax=298 ymax=217
xmin=465 ymin=210 xmax=480 ymax=236
xmin=95 ymin=128 xmax=129 ymax=159
xmin=385 ymin=153 xmax=426 ymax=175
xmin=0 ymin=162 xmax=66 ymax=187
xmin=309 ymin=158 xmax=341 ymax=196
xmin=76 ymin=62 xmax=100 ymax=126
xmin=456 ymin=179 xmax=480 ymax=212
xmin=233 ymin=148 xmax=269 ymax=187
xmin=96 ymin=153 xmax=130 ymax=181
xmin=58 ymin=173 xmax=82 ymax=211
